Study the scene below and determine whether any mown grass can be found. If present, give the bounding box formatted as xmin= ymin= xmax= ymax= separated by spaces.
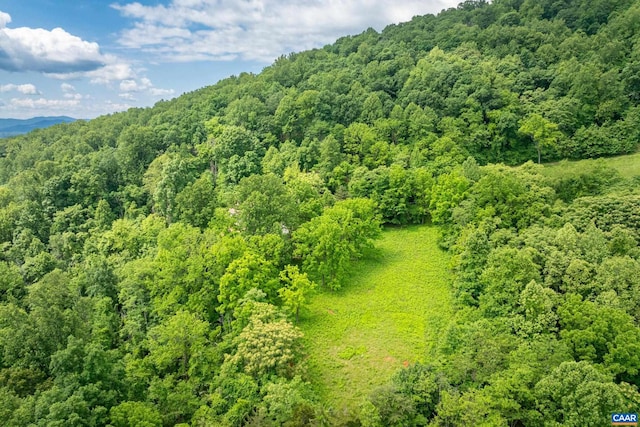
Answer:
xmin=299 ymin=225 xmax=452 ymax=412
xmin=543 ymin=152 xmax=640 ymax=180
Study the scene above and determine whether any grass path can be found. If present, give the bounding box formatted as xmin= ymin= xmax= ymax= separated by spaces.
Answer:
xmin=299 ymin=225 xmax=452 ymax=411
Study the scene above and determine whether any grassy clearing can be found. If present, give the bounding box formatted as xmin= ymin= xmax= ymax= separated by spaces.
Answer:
xmin=299 ymin=225 xmax=452 ymax=412
xmin=542 ymin=152 xmax=640 ymax=180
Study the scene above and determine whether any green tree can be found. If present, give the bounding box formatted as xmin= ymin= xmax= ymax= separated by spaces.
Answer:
xmin=0 ymin=262 xmax=25 ymax=303
xmin=316 ymin=135 xmax=345 ymax=179
xmin=235 ymin=173 xmax=296 ymax=235
xmin=278 ymin=265 xmax=316 ymax=324
xmin=218 ymin=252 xmax=279 ymax=324
xmin=146 ymin=310 xmax=212 ymax=380
xmin=293 ymin=198 xmax=380 ymax=290
xmin=209 ymin=125 xmax=263 ymax=184
xmin=534 ymin=361 xmax=627 ymax=426
xmin=251 ymin=377 xmax=315 ymax=426
xmin=284 ymin=167 xmax=332 ymax=225
xmin=343 ymin=122 xmax=379 ymax=164
xmin=116 ymin=125 xmax=164 ymax=184
xmin=174 ymin=172 xmax=217 ymax=229
xmin=151 ymin=154 xmax=200 ymax=223
xmin=226 ymin=303 xmax=303 ymax=379
xmin=110 ymin=401 xmax=162 ymax=427
xmin=429 ymin=167 xmax=470 ymax=225
xmin=518 ymin=113 xmax=562 ymax=164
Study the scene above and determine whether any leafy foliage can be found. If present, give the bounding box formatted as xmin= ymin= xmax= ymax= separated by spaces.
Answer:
xmin=1 ymin=0 xmax=640 ymax=424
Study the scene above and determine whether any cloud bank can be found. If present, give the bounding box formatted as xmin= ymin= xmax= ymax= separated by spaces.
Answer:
xmin=0 ymin=83 xmax=38 ymax=94
xmin=112 ymin=0 xmax=460 ymax=62
xmin=0 ymin=11 xmax=108 ymax=73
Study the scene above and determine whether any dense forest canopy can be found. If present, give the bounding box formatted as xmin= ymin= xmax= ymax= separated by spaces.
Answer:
xmin=1 ymin=0 xmax=640 ymax=425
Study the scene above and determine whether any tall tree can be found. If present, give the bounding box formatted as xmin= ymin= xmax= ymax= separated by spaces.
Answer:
xmin=518 ymin=113 xmax=562 ymax=164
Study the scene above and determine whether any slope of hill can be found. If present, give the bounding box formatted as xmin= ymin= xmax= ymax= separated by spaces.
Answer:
xmin=0 ymin=0 xmax=640 ymax=425
xmin=0 ymin=116 xmax=76 ymax=138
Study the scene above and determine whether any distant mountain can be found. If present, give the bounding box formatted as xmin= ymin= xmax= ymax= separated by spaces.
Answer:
xmin=0 ymin=116 xmax=76 ymax=138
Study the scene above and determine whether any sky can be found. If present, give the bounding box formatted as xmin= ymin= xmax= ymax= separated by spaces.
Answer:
xmin=0 ymin=0 xmax=460 ymax=119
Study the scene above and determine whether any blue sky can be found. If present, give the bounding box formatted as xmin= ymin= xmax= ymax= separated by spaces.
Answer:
xmin=0 ymin=0 xmax=459 ymax=119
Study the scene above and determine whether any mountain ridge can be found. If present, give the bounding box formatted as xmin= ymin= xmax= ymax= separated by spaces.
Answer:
xmin=0 ymin=116 xmax=76 ymax=138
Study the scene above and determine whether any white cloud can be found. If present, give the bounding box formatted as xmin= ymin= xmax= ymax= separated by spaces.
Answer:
xmin=0 ymin=11 xmax=10 ymax=28
xmin=9 ymin=97 xmax=81 ymax=109
xmin=105 ymin=100 xmax=133 ymax=112
xmin=48 ymin=57 xmax=135 ymax=85
xmin=112 ymin=0 xmax=461 ymax=62
xmin=0 ymin=83 xmax=38 ymax=94
xmin=59 ymin=83 xmax=86 ymax=99
xmin=60 ymin=83 xmax=76 ymax=92
xmin=119 ymin=79 xmax=139 ymax=92
xmin=2 ymin=95 xmax=132 ymax=119
xmin=150 ymin=87 xmax=175 ymax=97
xmin=119 ymin=77 xmax=152 ymax=92
xmin=0 ymin=11 xmax=108 ymax=73
xmin=64 ymin=93 xmax=84 ymax=100
xmin=118 ymin=76 xmax=175 ymax=99
xmin=0 ymin=10 xmax=134 ymax=87
xmin=86 ymin=61 xmax=135 ymax=84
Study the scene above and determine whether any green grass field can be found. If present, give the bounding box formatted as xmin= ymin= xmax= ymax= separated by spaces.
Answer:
xmin=542 ymin=152 xmax=640 ymax=180
xmin=299 ymin=226 xmax=452 ymax=412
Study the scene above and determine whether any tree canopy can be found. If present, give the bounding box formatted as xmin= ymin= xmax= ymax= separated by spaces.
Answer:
xmin=1 ymin=0 xmax=640 ymax=425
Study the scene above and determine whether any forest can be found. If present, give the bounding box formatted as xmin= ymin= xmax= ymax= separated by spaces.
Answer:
xmin=1 ymin=0 xmax=640 ymax=425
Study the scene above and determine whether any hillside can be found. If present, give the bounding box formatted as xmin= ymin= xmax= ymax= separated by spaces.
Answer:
xmin=0 ymin=0 xmax=640 ymax=425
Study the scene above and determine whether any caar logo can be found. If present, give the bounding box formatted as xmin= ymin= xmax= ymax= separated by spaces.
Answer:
xmin=612 ymin=413 xmax=638 ymax=426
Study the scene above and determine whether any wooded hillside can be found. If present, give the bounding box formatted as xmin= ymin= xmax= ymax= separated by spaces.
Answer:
xmin=1 ymin=0 xmax=640 ymax=425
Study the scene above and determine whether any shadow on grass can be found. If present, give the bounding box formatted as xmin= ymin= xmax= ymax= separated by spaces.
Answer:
xmin=359 ymin=244 xmax=386 ymax=263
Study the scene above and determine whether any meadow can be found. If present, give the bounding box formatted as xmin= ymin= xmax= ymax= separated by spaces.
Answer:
xmin=299 ymin=226 xmax=452 ymax=412
xmin=543 ymin=152 xmax=640 ymax=180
